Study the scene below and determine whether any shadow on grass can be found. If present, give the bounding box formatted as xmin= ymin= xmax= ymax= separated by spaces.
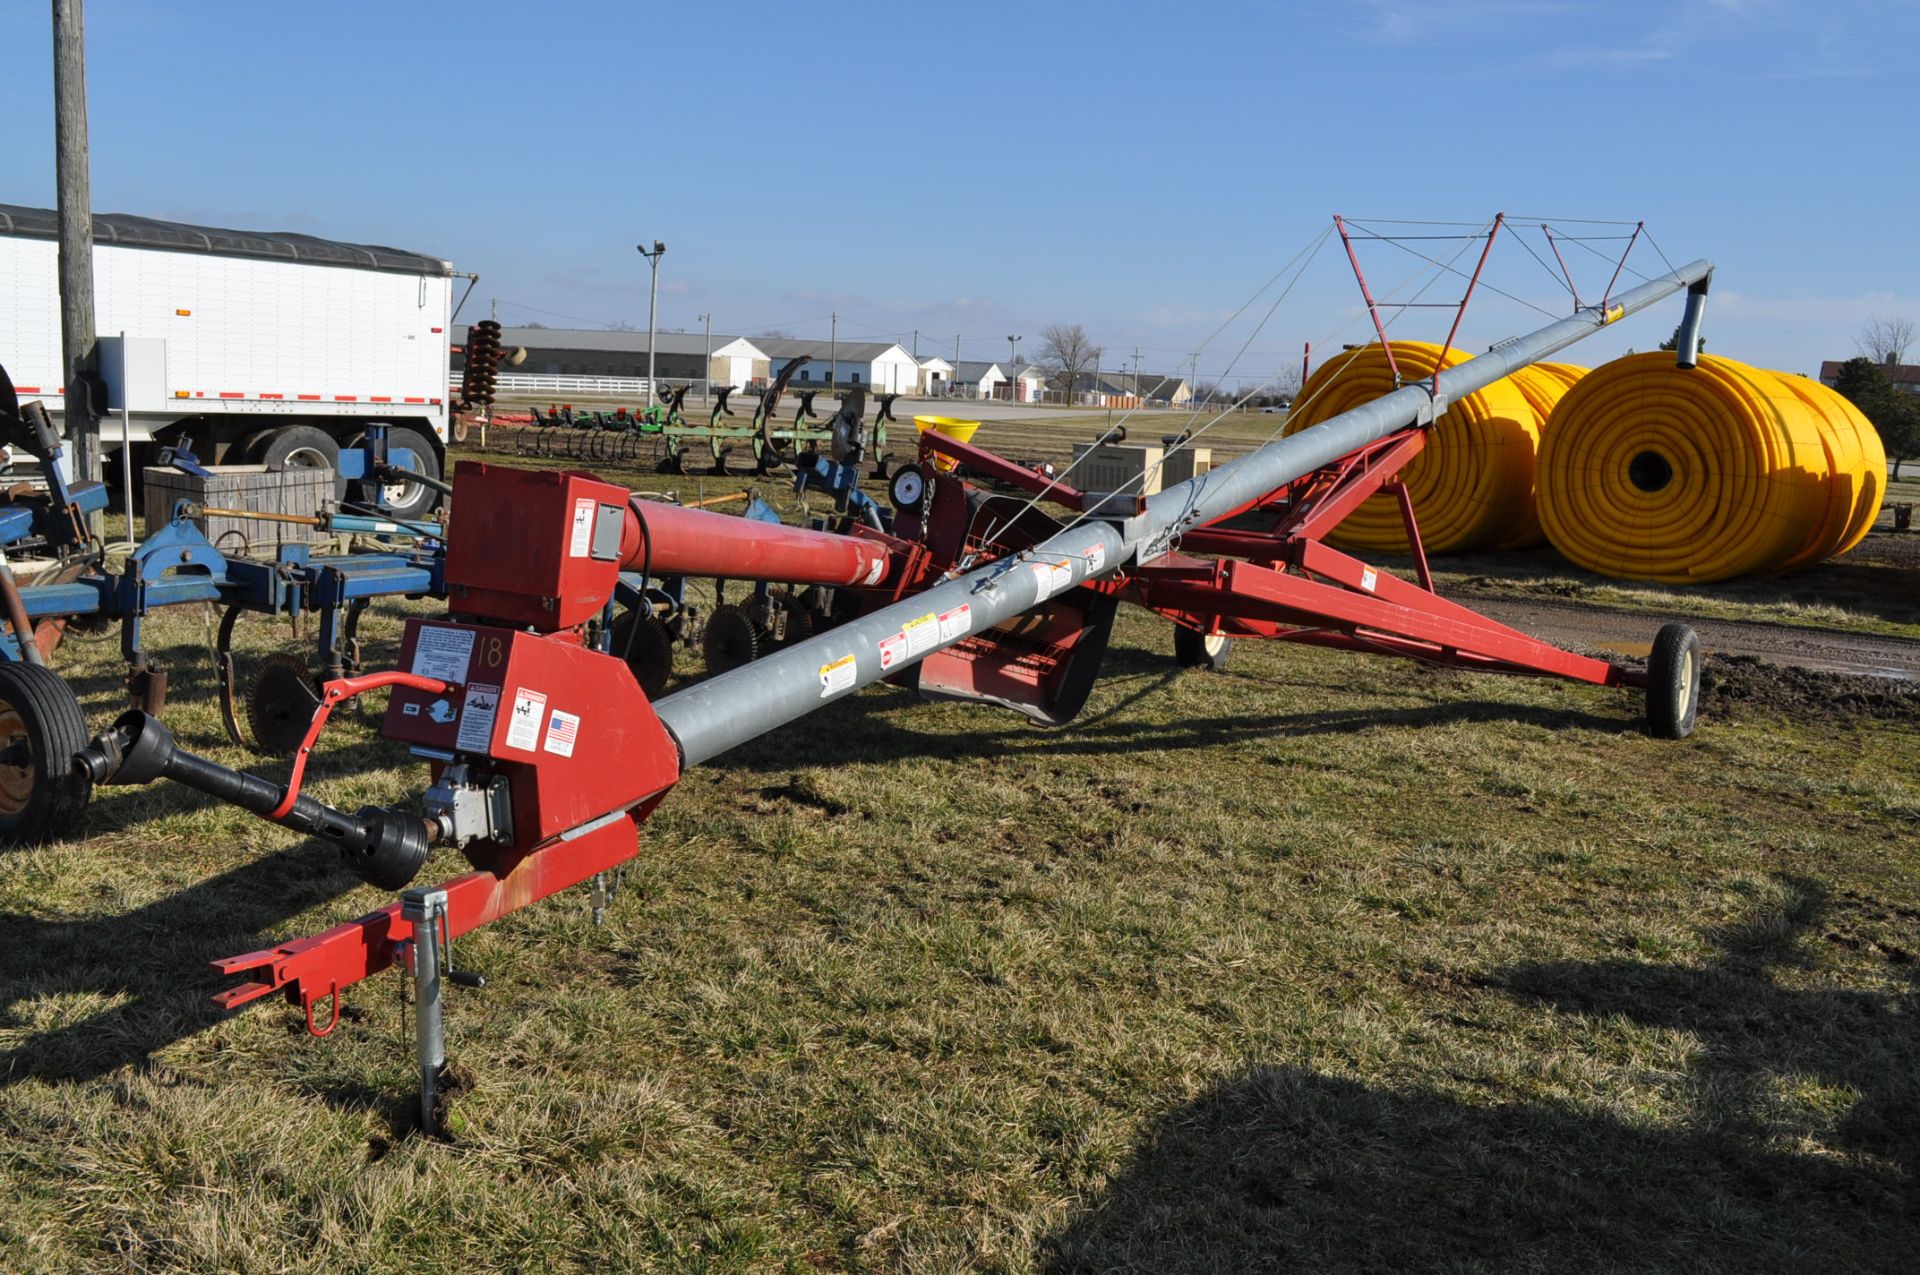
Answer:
xmin=1045 ymin=879 xmax=1918 ymax=1273
xmin=0 ymin=841 xmax=381 ymax=1085
xmin=721 ymin=689 xmax=1633 ymax=775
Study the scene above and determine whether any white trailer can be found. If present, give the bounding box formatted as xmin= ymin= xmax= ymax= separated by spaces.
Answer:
xmin=0 ymin=204 xmax=458 ymax=517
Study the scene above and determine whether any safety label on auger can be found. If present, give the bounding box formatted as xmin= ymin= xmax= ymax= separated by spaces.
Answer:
xmin=504 ymin=688 xmax=547 ymax=751
xmin=568 ymin=497 xmax=595 ymax=558
xmin=878 ymin=631 xmax=908 ymax=670
xmin=902 ymin=612 xmax=940 ymax=657
xmin=412 ymin=626 xmax=474 ymax=683
xmin=937 ymin=603 xmax=971 ymax=642
xmin=819 ymin=653 xmax=856 ymax=697
xmin=862 ymin=558 xmax=886 ymax=586
xmin=456 ymin=683 xmax=501 ymax=752
xmin=1360 ymin=566 xmax=1378 ymax=593
xmin=1086 ymin=543 xmax=1106 ymax=573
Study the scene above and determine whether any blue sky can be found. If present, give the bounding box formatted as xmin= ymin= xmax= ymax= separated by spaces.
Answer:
xmin=3 ymin=0 xmax=1914 ymax=388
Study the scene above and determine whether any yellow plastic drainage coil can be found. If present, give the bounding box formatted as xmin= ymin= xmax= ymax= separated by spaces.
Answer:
xmin=1535 ymin=352 xmax=1880 ymax=585
xmin=1282 ymin=341 xmax=1542 ymax=554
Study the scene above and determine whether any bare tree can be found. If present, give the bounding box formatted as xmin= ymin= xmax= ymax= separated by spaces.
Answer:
xmin=1856 ymin=315 xmax=1915 ymax=367
xmin=1038 ymin=323 xmax=1103 ymax=402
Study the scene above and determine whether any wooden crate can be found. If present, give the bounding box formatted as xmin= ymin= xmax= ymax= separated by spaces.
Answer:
xmin=143 ymin=464 xmax=334 ymax=557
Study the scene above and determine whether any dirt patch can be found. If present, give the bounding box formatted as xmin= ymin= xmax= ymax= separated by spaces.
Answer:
xmin=1703 ymin=654 xmax=1920 ymax=724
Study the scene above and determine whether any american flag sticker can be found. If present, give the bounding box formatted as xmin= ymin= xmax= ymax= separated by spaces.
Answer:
xmin=542 ymin=708 xmax=581 ymax=757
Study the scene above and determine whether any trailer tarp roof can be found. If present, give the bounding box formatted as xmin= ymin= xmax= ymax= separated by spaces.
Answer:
xmin=0 ymin=204 xmax=451 ymax=276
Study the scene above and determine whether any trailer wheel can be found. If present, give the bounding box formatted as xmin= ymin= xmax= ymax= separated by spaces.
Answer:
xmin=1645 ymin=622 xmax=1702 ymax=739
xmin=350 ymin=425 xmax=442 ymax=521
xmin=1174 ymin=625 xmax=1233 ymax=671
xmin=0 ymin=663 xmax=92 ymax=846
xmin=254 ymin=426 xmax=345 ymax=499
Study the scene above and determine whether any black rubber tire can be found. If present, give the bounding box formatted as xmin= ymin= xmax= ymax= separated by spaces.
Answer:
xmin=0 ymin=663 xmax=92 ymax=846
xmin=1646 ymin=622 xmax=1702 ymax=739
xmin=610 ymin=608 xmax=675 ymax=699
xmin=252 ymin=425 xmax=346 ymax=500
xmin=1173 ymin=625 xmax=1233 ymax=671
xmin=348 ymin=424 xmax=443 ymax=521
xmin=702 ymin=605 xmax=761 ymax=676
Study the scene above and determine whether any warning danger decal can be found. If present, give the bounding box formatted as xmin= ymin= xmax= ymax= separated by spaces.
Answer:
xmin=455 ymin=683 xmax=501 ymax=753
xmin=568 ymin=497 xmax=595 ymax=558
xmin=902 ymin=612 xmax=940 ymax=657
xmin=504 ymin=688 xmax=547 ymax=752
xmin=937 ymin=603 xmax=970 ymax=642
xmin=819 ymin=652 xmax=856 ymax=697
xmin=878 ymin=631 xmax=908 ymax=671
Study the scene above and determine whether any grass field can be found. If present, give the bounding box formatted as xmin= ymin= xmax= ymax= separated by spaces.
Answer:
xmin=0 ymin=417 xmax=1916 ymax=1271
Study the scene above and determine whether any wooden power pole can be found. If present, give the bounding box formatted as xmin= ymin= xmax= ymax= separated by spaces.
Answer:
xmin=53 ymin=0 xmax=102 ymax=489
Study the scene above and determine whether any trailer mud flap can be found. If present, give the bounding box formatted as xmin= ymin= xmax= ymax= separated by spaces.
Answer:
xmin=905 ymin=590 xmax=1118 ymax=727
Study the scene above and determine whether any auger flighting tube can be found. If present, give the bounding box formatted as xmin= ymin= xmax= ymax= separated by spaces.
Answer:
xmin=70 ymin=254 xmax=1715 ymax=1132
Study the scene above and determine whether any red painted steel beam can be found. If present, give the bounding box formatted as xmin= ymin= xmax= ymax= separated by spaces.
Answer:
xmin=917 ymin=431 xmax=1087 ymax=508
xmin=1139 ymin=556 xmax=1627 ymax=687
xmin=212 ymin=814 xmax=644 ymax=1014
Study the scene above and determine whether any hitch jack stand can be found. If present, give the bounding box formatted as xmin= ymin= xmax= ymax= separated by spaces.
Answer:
xmin=403 ymin=887 xmax=449 ymax=1135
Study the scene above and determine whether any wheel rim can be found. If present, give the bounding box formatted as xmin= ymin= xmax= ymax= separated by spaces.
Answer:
xmin=381 ymin=458 xmax=421 ymax=506
xmin=1677 ymin=647 xmax=1696 ymax=712
xmin=0 ymin=705 xmax=33 ymax=815
xmin=1203 ymin=635 xmax=1228 ymax=659
xmin=283 ymin=445 xmax=331 ymax=473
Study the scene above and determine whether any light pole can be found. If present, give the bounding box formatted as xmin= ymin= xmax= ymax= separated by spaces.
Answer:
xmin=636 ymin=240 xmax=666 ymax=408
xmin=1007 ymin=334 xmax=1021 ymax=401
xmin=699 ymin=312 xmax=712 ymax=406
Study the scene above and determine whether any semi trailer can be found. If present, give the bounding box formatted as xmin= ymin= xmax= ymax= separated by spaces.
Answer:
xmin=0 ymin=203 xmax=460 ymax=519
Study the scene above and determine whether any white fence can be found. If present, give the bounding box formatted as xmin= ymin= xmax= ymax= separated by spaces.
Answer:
xmin=491 ymin=373 xmax=655 ymax=396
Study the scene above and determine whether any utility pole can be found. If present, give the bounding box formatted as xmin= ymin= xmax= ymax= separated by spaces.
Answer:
xmin=1189 ymin=351 xmax=1198 ymax=405
xmin=490 ymin=298 xmax=498 ymax=321
xmin=912 ymin=329 xmax=919 ymax=359
xmin=53 ymin=0 xmax=101 ymax=497
xmin=829 ymin=312 xmax=837 ymax=394
xmin=699 ymin=312 xmax=712 ymax=407
xmin=1006 ymin=334 xmax=1021 ymax=401
xmin=636 ymin=240 xmax=665 ymax=408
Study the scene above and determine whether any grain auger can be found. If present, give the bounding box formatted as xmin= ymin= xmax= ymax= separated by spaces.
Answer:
xmin=70 ymin=249 xmax=1719 ymax=1134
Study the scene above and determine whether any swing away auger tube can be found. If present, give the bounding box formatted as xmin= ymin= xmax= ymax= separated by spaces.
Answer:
xmin=653 ymin=258 xmax=1714 ymax=767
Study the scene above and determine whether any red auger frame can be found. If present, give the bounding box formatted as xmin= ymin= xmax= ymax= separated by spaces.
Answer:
xmin=74 ymin=421 xmax=1664 ymax=1132
xmin=900 ymin=426 xmax=1640 ymax=695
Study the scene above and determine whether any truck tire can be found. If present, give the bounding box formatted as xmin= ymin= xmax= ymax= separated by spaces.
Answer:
xmin=252 ymin=426 xmax=345 ymax=500
xmin=349 ymin=425 xmax=442 ymax=520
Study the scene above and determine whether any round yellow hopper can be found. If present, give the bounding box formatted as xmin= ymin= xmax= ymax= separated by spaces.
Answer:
xmin=913 ymin=415 xmax=981 ymax=471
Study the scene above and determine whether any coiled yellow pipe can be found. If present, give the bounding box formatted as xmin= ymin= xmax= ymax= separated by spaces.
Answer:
xmin=1536 ymin=353 xmax=1881 ymax=584
xmin=1283 ymin=341 xmax=1541 ymax=554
